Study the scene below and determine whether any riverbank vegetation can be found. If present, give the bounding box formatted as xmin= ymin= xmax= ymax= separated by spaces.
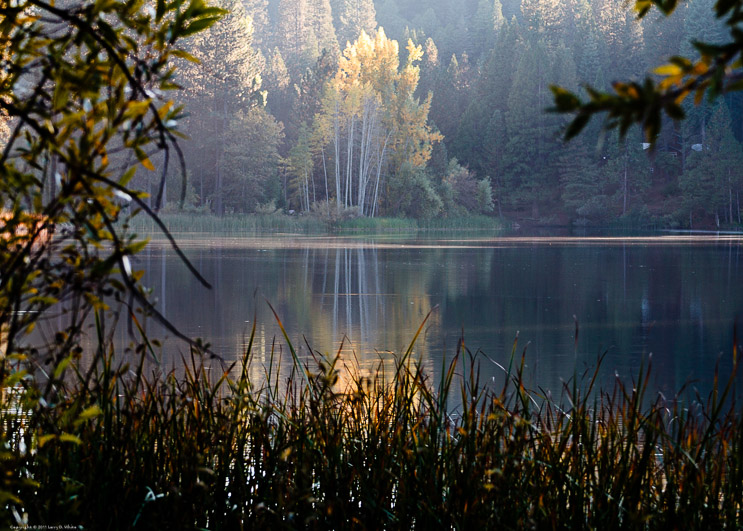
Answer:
xmin=3 ymin=320 xmax=743 ymax=528
xmin=127 ymin=211 xmax=505 ymax=234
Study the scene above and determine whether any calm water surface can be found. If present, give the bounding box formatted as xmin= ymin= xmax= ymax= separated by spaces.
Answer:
xmin=125 ymin=232 xmax=743 ymax=399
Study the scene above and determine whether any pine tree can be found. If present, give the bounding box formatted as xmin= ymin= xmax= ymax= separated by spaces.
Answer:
xmin=276 ymin=0 xmax=313 ymax=72
xmin=502 ymin=39 xmax=556 ymax=214
xmin=266 ymin=47 xmax=290 ymax=92
xmin=559 ymin=141 xmax=608 ymax=222
xmin=681 ymin=0 xmax=727 ymax=58
xmin=332 ymin=0 xmax=377 ymax=47
xmin=682 ymin=103 xmax=743 ymax=224
xmin=591 ymin=0 xmax=645 ymax=78
xmin=374 ymin=0 xmax=407 ymax=42
xmin=178 ymin=0 xmax=266 ymax=215
xmin=430 ymin=53 xmax=472 ymax=144
xmin=243 ymin=0 xmax=270 ymax=50
xmin=310 ymin=0 xmax=340 ymax=58
xmin=472 ymin=0 xmax=497 ymax=54
xmin=520 ymin=0 xmax=567 ymax=48
xmin=601 ymin=133 xmax=652 ymax=217
xmin=223 ymin=107 xmax=284 ymax=212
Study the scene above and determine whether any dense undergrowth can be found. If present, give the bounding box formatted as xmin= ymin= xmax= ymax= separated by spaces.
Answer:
xmin=2 ymin=315 xmax=743 ymax=529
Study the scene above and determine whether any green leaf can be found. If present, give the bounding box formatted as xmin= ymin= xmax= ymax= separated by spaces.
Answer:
xmin=565 ymin=113 xmax=592 ymax=140
xmin=135 ymin=147 xmax=155 ymax=171
xmin=53 ymin=356 xmax=73 ymax=380
xmin=38 ymin=434 xmax=56 ymax=448
xmin=78 ymin=405 xmax=103 ymax=421
xmin=172 ymin=49 xmax=200 ymax=63
xmin=549 ymin=86 xmax=581 ymax=112
xmin=59 ymin=433 xmax=82 ymax=445
xmin=120 ymin=166 xmax=137 ymax=187
xmin=127 ymin=239 xmax=150 ymax=254
xmin=181 ymin=17 xmax=222 ymax=37
xmin=5 ymin=370 xmax=29 ymax=387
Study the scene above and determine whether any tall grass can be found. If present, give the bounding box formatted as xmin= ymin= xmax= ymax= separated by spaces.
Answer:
xmin=125 ymin=212 xmax=505 ymax=236
xmin=337 ymin=215 xmax=504 ymax=231
xmin=2 ymin=317 xmax=742 ymax=528
xmin=127 ymin=212 xmax=327 ymax=235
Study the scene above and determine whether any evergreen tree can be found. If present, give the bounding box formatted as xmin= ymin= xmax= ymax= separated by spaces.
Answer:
xmin=223 ymin=107 xmax=284 ymax=212
xmin=559 ymin=141 xmax=608 ymax=222
xmin=591 ymin=0 xmax=645 ymax=78
xmin=243 ymin=0 xmax=270 ymax=50
xmin=311 ymin=0 xmax=341 ymax=58
xmin=178 ymin=0 xmax=266 ymax=215
xmin=682 ymin=103 xmax=743 ymax=225
xmin=681 ymin=0 xmax=727 ymax=58
xmin=502 ymin=39 xmax=556 ymax=214
xmin=266 ymin=47 xmax=291 ymax=92
xmin=641 ymin=9 xmax=684 ymax=68
xmin=520 ymin=0 xmax=568 ymax=48
xmin=276 ymin=0 xmax=313 ymax=72
xmin=418 ymin=37 xmax=440 ymax=97
xmin=431 ymin=53 xmax=473 ymax=145
xmin=332 ymin=0 xmax=377 ymax=47
xmin=375 ymin=0 xmax=407 ymax=42
xmin=472 ymin=0 xmax=498 ymax=54
xmin=601 ymin=133 xmax=652 ymax=217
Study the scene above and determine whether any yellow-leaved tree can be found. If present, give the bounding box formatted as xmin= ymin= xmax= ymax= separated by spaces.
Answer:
xmin=314 ymin=28 xmax=441 ymax=217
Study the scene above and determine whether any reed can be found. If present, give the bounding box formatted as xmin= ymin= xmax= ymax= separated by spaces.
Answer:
xmin=127 ymin=212 xmax=327 ymax=235
xmin=1 ymin=317 xmax=742 ymax=529
xmin=125 ymin=212 xmax=504 ymax=236
xmin=334 ymin=215 xmax=503 ymax=231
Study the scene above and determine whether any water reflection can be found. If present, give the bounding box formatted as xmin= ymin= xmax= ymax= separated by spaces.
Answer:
xmin=125 ymin=234 xmax=743 ymax=400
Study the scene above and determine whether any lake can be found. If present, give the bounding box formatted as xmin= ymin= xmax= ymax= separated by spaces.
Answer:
xmin=119 ymin=231 xmax=743 ymax=401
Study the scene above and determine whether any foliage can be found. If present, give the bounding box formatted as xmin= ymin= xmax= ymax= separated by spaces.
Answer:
xmin=97 ymin=0 xmax=741 ymax=227
xmin=0 ymin=0 xmax=220 ymax=515
xmin=128 ymin=211 xmax=328 ymax=234
xmin=176 ymin=0 xmax=269 ymax=215
xmin=551 ymin=0 xmax=743 ymax=144
xmin=439 ymin=158 xmax=493 ymax=216
xmin=314 ymin=27 xmax=442 ymax=217
xmin=680 ymin=102 xmax=743 ymax=225
xmin=387 ymin=163 xmax=443 ymax=219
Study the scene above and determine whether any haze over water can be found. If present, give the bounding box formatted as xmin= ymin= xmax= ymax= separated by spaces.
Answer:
xmin=120 ymin=232 xmax=743 ymax=400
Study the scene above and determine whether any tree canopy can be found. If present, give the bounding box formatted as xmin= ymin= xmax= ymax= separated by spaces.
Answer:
xmin=551 ymin=0 xmax=743 ymax=144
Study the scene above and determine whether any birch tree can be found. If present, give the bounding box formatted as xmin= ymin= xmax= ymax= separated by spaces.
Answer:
xmin=315 ymin=28 xmax=441 ymax=217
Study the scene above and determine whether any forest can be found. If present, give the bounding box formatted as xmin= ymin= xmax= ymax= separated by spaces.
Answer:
xmin=151 ymin=0 xmax=742 ymax=228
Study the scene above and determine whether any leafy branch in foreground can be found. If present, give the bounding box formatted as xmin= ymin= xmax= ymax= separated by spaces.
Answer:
xmin=0 ymin=0 xmax=222 ymax=360
xmin=0 ymin=0 xmax=222 ymax=519
xmin=551 ymin=0 xmax=743 ymax=143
